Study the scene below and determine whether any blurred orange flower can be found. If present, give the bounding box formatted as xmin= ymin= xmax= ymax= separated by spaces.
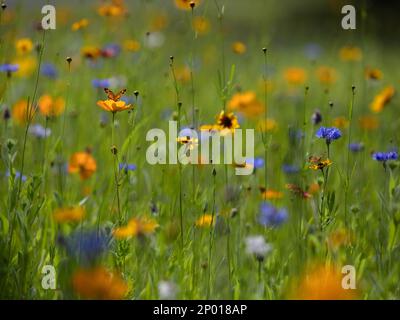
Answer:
xmin=193 ymin=16 xmax=210 ymax=35
xmin=284 ymin=67 xmax=307 ymax=85
xmin=98 ymin=0 xmax=126 ymax=17
xmin=228 ymin=91 xmax=264 ymax=118
xmin=175 ymin=0 xmax=201 ymax=10
xmin=72 ymin=267 xmax=128 ymax=300
xmin=71 ymin=18 xmax=89 ymax=31
xmin=12 ymin=99 xmax=35 ymax=125
xmin=38 ymin=94 xmax=65 ymax=117
xmin=316 ymin=66 xmax=337 ymax=85
xmin=369 ymin=86 xmax=395 ymax=113
xmin=53 ymin=206 xmax=85 ymax=223
xmin=232 ymin=41 xmax=246 ymax=55
xmin=15 ymin=38 xmax=33 ymax=55
xmin=339 ymin=45 xmax=362 ymax=61
xmin=365 ymin=67 xmax=383 ymax=80
xmin=113 ymin=216 xmax=159 ymax=239
xmin=358 ymin=115 xmax=379 ymax=130
xmin=123 ymin=39 xmax=141 ymax=52
xmin=68 ymin=151 xmax=97 ymax=180
xmin=195 ymin=214 xmax=215 ymax=227
xmin=332 ymin=116 xmax=349 ymax=129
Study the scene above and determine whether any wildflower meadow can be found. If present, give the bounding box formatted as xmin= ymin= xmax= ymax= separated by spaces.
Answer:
xmin=1 ymin=0 xmax=400 ymax=301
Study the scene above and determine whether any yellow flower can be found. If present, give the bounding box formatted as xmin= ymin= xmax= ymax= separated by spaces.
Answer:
xmin=261 ymin=189 xmax=283 ymax=200
xmin=216 ymin=111 xmax=240 ymax=134
xmin=195 ymin=214 xmax=215 ymax=227
xmin=72 ymin=267 xmax=128 ymax=300
xmin=284 ymin=67 xmax=307 ymax=85
xmin=328 ymin=228 xmax=353 ymax=249
xmin=150 ymin=13 xmax=168 ymax=31
xmin=38 ymin=94 xmax=65 ymax=117
xmin=369 ymin=86 xmax=395 ymax=113
xmin=308 ymin=157 xmax=332 ymax=171
xmin=358 ymin=115 xmax=379 ymax=130
xmin=177 ymin=136 xmax=198 ymax=150
xmin=81 ymin=46 xmax=102 ymax=59
xmin=232 ymin=41 xmax=246 ymax=55
xmin=98 ymin=0 xmax=126 ymax=17
xmin=175 ymin=65 xmax=191 ymax=83
xmin=97 ymin=99 xmax=132 ymax=113
xmin=71 ymin=18 xmax=89 ymax=31
xmin=174 ymin=0 xmax=201 ymax=10
xmin=316 ymin=66 xmax=337 ymax=85
xmin=53 ymin=206 xmax=85 ymax=223
xmin=288 ymin=263 xmax=359 ymax=299
xmin=12 ymin=56 xmax=36 ymax=77
xmin=257 ymin=118 xmax=278 ymax=132
xmin=113 ymin=217 xmax=159 ymax=239
xmin=228 ymin=91 xmax=264 ymax=118
xmin=332 ymin=116 xmax=349 ymax=129
xmin=365 ymin=67 xmax=383 ymax=80
xmin=68 ymin=151 xmax=97 ymax=180
xmin=15 ymin=38 xmax=33 ymax=55
xmin=123 ymin=39 xmax=141 ymax=52
xmin=193 ymin=16 xmax=210 ymax=35
xmin=12 ymin=99 xmax=35 ymax=125
xmin=339 ymin=45 xmax=362 ymax=61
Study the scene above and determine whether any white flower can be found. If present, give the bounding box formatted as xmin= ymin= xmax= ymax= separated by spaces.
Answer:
xmin=245 ymin=235 xmax=272 ymax=260
xmin=158 ymin=280 xmax=178 ymax=300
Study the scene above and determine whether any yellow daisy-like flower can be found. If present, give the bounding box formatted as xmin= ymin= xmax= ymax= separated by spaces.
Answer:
xmin=308 ymin=158 xmax=332 ymax=171
xmin=177 ymin=136 xmax=199 ymax=150
xmin=97 ymin=99 xmax=132 ymax=113
xmin=53 ymin=206 xmax=85 ymax=223
xmin=71 ymin=18 xmax=89 ymax=31
xmin=195 ymin=214 xmax=215 ymax=227
xmin=174 ymin=0 xmax=201 ymax=10
xmin=232 ymin=41 xmax=246 ymax=55
xmin=216 ymin=110 xmax=240 ymax=134
xmin=113 ymin=217 xmax=159 ymax=239
xmin=15 ymin=38 xmax=33 ymax=55
xmin=369 ymin=86 xmax=395 ymax=113
xmin=72 ymin=267 xmax=128 ymax=300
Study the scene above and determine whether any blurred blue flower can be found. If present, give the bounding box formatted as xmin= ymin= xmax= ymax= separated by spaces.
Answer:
xmin=372 ymin=151 xmax=398 ymax=162
xmin=282 ymin=164 xmax=300 ymax=174
xmin=58 ymin=229 xmax=111 ymax=264
xmin=6 ymin=170 xmax=27 ymax=182
xmin=0 ymin=63 xmax=19 ymax=73
xmin=41 ymin=63 xmax=58 ymax=79
xmin=304 ymin=43 xmax=322 ymax=61
xmin=349 ymin=142 xmax=364 ymax=152
xmin=246 ymin=157 xmax=264 ymax=169
xmin=259 ymin=202 xmax=288 ymax=227
xmin=316 ymin=127 xmax=342 ymax=144
xmin=119 ymin=163 xmax=137 ymax=172
xmin=29 ymin=124 xmax=51 ymax=138
xmin=101 ymin=43 xmax=121 ymax=58
xmin=92 ymin=78 xmax=111 ymax=88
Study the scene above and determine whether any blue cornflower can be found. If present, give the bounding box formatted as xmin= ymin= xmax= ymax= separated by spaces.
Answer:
xmin=349 ymin=142 xmax=364 ymax=152
xmin=6 ymin=170 xmax=27 ymax=182
xmin=41 ymin=63 xmax=58 ymax=79
xmin=282 ymin=164 xmax=300 ymax=174
xmin=0 ymin=63 xmax=19 ymax=73
xmin=316 ymin=126 xmax=342 ymax=144
xmin=58 ymin=229 xmax=111 ymax=264
xmin=92 ymin=78 xmax=111 ymax=88
xmin=119 ymin=163 xmax=137 ymax=172
xmin=259 ymin=202 xmax=288 ymax=227
xmin=372 ymin=151 xmax=398 ymax=162
xmin=29 ymin=124 xmax=51 ymax=138
xmin=246 ymin=157 xmax=264 ymax=169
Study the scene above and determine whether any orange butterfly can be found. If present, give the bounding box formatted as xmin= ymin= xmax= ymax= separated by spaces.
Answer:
xmin=104 ymin=88 xmax=127 ymax=101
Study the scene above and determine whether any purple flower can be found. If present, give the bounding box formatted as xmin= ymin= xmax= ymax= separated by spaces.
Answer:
xmin=349 ymin=142 xmax=364 ymax=152
xmin=246 ymin=157 xmax=264 ymax=169
xmin=259 ymin=202 xmax=288 ymax=227
xmin=372 ymin=151 xmax=398 ymax=162
xmin=119 ymin=163 xmax=137 ymax=172
xmin=92 ymin=78 xmax=111 ymax=88
xmin=6 ymin=170 xmax=27 ymax=182
xmin=316 ymin=127 xmax=342 ymax=144
xmin=0 ymin=64 xmax=19 ymax=73
xmin=41 ymin=63 xmax=58 ymax=79
xmin=282 ymin=164 xmax=300 ymax=174
xmin=29 ymin=124 xmax=51 ymax=138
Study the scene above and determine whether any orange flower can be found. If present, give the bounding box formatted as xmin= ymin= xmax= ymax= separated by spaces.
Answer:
xmin=193 ymin=16 xmax=210 ymax=35
xmin=339 ymin=46 xmax=362 ymax=61
xmin=359 ymin=115 xmax=379 ymax=130
xmin=328 ymin=228 xmax=353 ymax=249
xmin=261 ymin=189 xmax=283 ymax=200
xmin=68 ymin=151 xmax=97 ymax=180
xmin=81 ymin=46 xmax=102 ymax=59
xmin=228 ymin=91 xmax=264 ymax=118
xmin=72 ymin=267 xmax=128 ymax=300
xmin=15 ymin=38 xmax=33 ymax=55
xmin=123 ymin=39 xmax=141 ymax=52
xmin=332 ymin=116 xmax=349 ymax=129
xmin=53 ymin=206 xmax=85 ymax=223
xmin=174 ymin=0 xmax=201 ymax=10
xmin=284 ymin=67 xmax=307 ymax=85
xmin=98 ymin=0 xmax=127 ymax=17
xmin=113 ymin=217 xmax=159 ymax=239
xmin=365 ymin=67 xmax=383 ymax=80
xmin=38 ymin=94 xmax=65 ymax=117
xmin=71 ymin=18 xmax=89 ymax=31
xmin=96 ymin=99 xmax=132 ymax=113
xmin=12 ymin=99 xmax=35 ymax=125
xmin=369 ymin=86 xmax=395 ymax=113
xmin=232 ymin=41 xmax=246 ymax=55
xmin=288 ymin=263 xmax=359 ymax=299
xmin=316 ymin=66 xmax=337 ymax=85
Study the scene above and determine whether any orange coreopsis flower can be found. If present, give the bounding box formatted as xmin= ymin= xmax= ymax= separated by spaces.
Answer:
xmin=15 ymin=38 xmax=33 ymax=55
xmin=113 ymin=216 xmax=159 ymax=239
xmin=369 ymin=86 xmax=395 ymax=113
xmin=232 ymin=41 xmax=246 ymax=55
xmin=358 ymin=115 xmax=379 ymax=130
xmin=339 ymin=46 xmax=362 ymax=61
xmin=68 ymin=151 xmax=97 ymax=180
xmin=71 ymin=18 xmax=89 ymax=31
xmin=98 ymin=0 xmax=127 ymax=17
xmin=38 ymin=94 xmax=65 ymax=117
xmin=12 ymin=99 xmax=35 ymax=125
xmin=175 ymin=0 xmax=201 ymax=10
xmin=72 ymin=267 xmax=128 ymax=300
xmin=261 ymin=189 xmax=283 ymax=200
xmin=123 ymin=39 xmax=141 ymax=52
xmin=53 ymin=206 xmax=85 ymax=223
xmin=316 ymin=66 xmax=337 ymax=85
xmin=284 ymin=67 xmax=307 ymax=85
xmin=81 ymin=46 xmax=102 ymax=59
xmin=193 ymin=16 xmax=210 ymax=35
xmin=228 ymin=91 xmax=264 ymax=118
xmin=365 ymin=67 xmax=383 ymax=80
xmin=288 ymin=263 xmax=359 ymax=300
xmin=332 ymin=116 xmax=349 ymax=129
xmin=96 ymin=99 xmax=132 ymax=113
